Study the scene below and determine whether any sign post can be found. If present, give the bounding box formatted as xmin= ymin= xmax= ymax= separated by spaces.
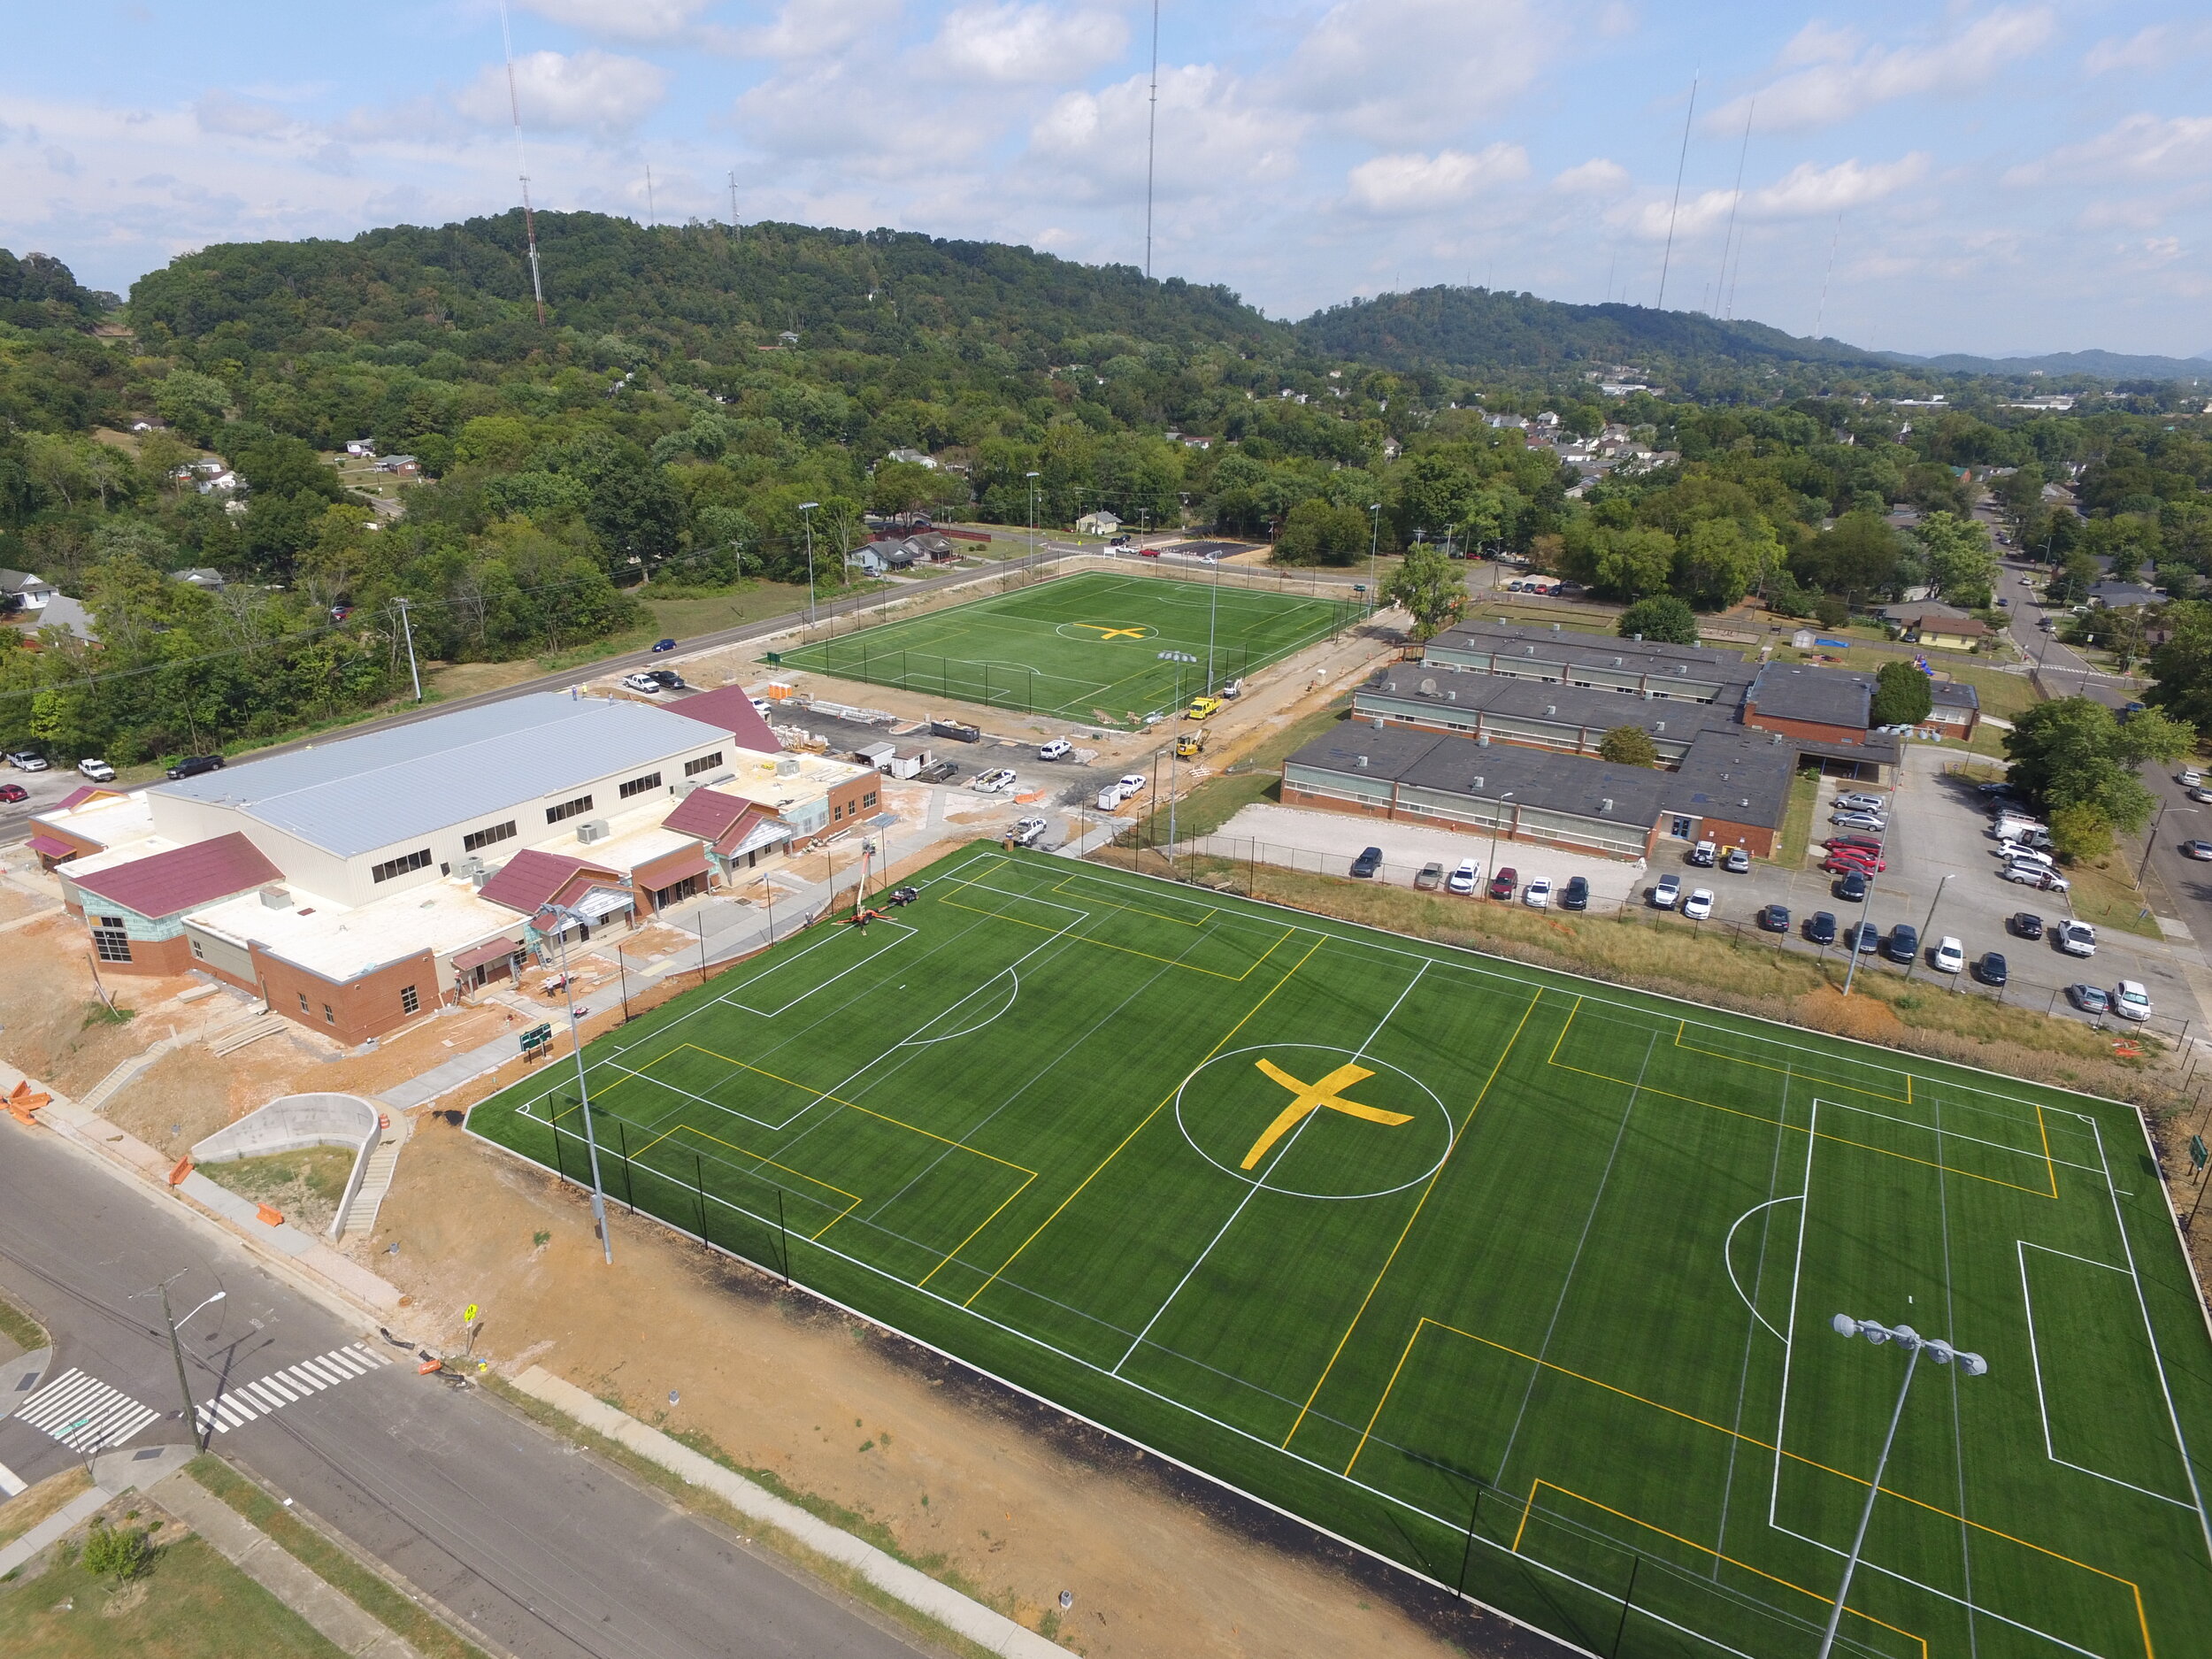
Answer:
xmin=520 ymin=1022 xmax=553 ymax=1062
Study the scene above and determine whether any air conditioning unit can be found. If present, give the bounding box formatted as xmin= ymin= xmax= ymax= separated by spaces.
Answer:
xmin=576 ymin=820 xmax=611 ymax=844
xmin=675 ymin=780 xmax=700 ymax=798
xmin=258 ymin=886 xmax=289 ymax=909
xmin=775 ymin=756 xmax=800 ymax=778
xmin=455 ymin=856 xmax=485 ymax=879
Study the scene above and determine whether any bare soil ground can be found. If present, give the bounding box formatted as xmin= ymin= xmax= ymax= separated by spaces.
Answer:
xmin=372 ymin=1111 xmax=1500 ymax=1659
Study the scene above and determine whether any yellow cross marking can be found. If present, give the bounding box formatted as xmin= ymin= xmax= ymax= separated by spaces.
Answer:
xmin=1072 ymin=622 xmax=1148 ymax=640
xmin=1241 ymin=1058 xmax=1411 ymax=1170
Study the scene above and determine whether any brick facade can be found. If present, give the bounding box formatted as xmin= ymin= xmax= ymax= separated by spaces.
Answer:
xmin=253 ymin=947 xmax=442 ymax=1047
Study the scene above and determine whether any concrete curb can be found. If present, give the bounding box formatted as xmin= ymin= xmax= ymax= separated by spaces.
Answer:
xmin=508 ymin=1365 xmax=1066 ymax=1659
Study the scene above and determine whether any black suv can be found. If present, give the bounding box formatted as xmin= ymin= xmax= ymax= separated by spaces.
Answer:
xmin=1561 ymin=875 xmax=1590 ymax=911
xmin=166 ymin=754 xmax=225 ymax=780
xmin=1350 ymin=846 xmax=1384 ymax=879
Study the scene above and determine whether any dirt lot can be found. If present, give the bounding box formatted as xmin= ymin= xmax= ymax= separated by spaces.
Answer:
xmin=373 ymin=1110 xmax=1503 ymax=1659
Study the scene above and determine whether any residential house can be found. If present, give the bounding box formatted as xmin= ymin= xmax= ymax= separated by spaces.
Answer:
xmin=1075 ymin=511 xmax=1122 ymax=535
xmin=1880 ymin=603 xmax=1991 ymax=651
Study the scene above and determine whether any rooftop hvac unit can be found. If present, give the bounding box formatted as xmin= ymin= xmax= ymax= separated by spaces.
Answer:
xmin=472 ymin=866 xmax=493 ymax=890
xmin=1477 ymin=733 xmax=1491 ymax=746
xmin=576 ymin=820 xmax=611 ymax=844
xmin=1741 ymin=798 xmax=1751 ymax=809
xmin=775 ymin=756 xmax=800 ymax=777
xmin=1600 ymin=799 xmax=1613 ymax=813
xmin=259 ymin=886 xmax=289 ymax=909
xmin=1472 ymin=776 xmax=1484 ymax=789
xmin=455 ymin=856 xmax=485 ymax=879
xmin=1655 ymin=721 xmax=1666 ymax=733
xmin=1420 ymin=677 xmax=1438 ymax=695
xmin=1371 ymin=715 xmax=1385 ymax=730
xmin=1355 ymin=756 xmax=1369 ymax=768
xmin=1545 ymin=705 xmax=1556 ymax=717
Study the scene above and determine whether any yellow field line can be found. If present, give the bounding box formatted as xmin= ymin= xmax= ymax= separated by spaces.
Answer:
xmin=1546 ymin=995 xmax=1584 ymax=1068
xmin=669 ymin=1123 xmax=864 ymax=1238
xmin=1046 ymin=872 xmax=1220 ymax=929
xmin=2037 ymin=1101 xmax=2058 ymax=1198
xmin=962 ymin=932 xmax=1330 ymax=1310
xmin=1282 ymin=989 xmax=1547 ymax=1454
xmin=1419 ymin=1321 xmax=2152 ymax=1655
xmin=934 ymin=888 xmax=1287 ymax=980
xmin=1519 ymin=1480 xmax=1929 ymax=1659
xmin=917 ymin=1171 xmax=1041 ymax=1289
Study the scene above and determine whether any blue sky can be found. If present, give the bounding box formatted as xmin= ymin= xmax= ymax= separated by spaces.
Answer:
xmin=5 ymin=1 xmax=2208 ymax=357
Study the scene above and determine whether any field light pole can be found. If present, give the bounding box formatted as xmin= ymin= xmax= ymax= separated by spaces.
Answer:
xmin=1367 ymin=503 xmax=1382 ymax=596
xmin=1026 ymin=472 xmax=1041 ymax=577
xmin=534 ymin=902 xmax=614 ymax=1264
xmin=1816 ymin=1317 xmax=1986 ymax=1659
xmin=136 ymin=1278 xmax=225 ymax=1451
xmin=797 ymin=502 xmax=820 ymax=626
xmin=1902 ymin=872 xmax=1952 ymax=982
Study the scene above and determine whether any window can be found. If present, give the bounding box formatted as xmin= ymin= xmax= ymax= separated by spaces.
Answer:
xmin=1670 ymin=816 xmax=1694 ymax=839
xmin=860 ymin=791 xmax=877 ymax=811
xmin=618 ymin=771 xmax=664 ymax=800
xmin=832 ymin=802 xmax=843 ymax=820
xmin=399 ymin=985 xmax=419 ymax=1016
xmin=463 ymin=819 xmax=517 ymax=853
xmin=372 ymin=848 xmax=433 ymax=884
xmin=683 ymin=751 xmax=724 ymax=778
xmin=546 ymin=795 xmax=594 ymax=825
xmin=190 ymin=938 xmax=205 ymax=960
xmin=323 ymin=1003 xmax=335 ymax=1025
xmin=298 ymin=992 xmax=310 ymax=1013
xmin=91 ymin=916 xmax=131 ymax=964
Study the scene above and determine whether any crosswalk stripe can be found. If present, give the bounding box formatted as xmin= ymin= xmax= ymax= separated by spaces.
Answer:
xmin=286 ymin=1364 xmax=328 ymax=1391
xmin=13 ymin=1369 xmax=159 ymax=1452
xmin=321 ymin=1351 xmax=366 ymax=1377
xmin=187 ymin=1337 xmax=391 ymax=1433
xmin=306 ymin=1356 xmax=352 ymax=1383
xmin=241 ymin=1382 xmax=284 ymax=1410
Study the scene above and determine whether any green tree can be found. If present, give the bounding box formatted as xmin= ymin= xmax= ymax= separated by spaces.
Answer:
xmin=153 ymin=369 xmax=231 ymax=443
xmin=870 ymin=460 xmax=942 ymax=518
xmin=81 ymin=1519 xmax=155 ymax=1582
xmin=1597 ymin=724 xmax=1659 ymax=767
xmin=1617 ymin=595 xmax=1699 ymax=644
xmin=2004 ymin=696 xmax=2194 ymax=833
xmin=1793 ymin=511 xmax=1901 ymax=603
xmin=1378 ymin=541 xmax=1466 ymax=641
xmin=1590 ymin=526 xmax=1676 ymax=601
xmin=2147 ymin=600 xmax=2212 ymax=731
xmin=1271 ymin=498 xmax=1369 ymax=566
xmin=1912 ymin=512 xmax=1998 ymax=608
xmin=2047 ymin=802 xmax=2114 ymax=864
xmin=1674 ymin=517 xmax=1779 ymax=611
xmin=1870 ymin=660 xmax=1933 ymax=726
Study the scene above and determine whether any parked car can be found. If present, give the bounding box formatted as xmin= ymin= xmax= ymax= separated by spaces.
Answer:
xmin=647 ymin=668 xmax=685 ymax=690
xmin=1852 ymin=921 xmax=1882 ymax=953
xmin=2184 ymin=841 xmax=2212 ymax=861
xmin=1806 ymin=910 xmax=1839 ymax=945
xmin=1932 ymin=936 xmax=1965 ymax=973
xmin=2000 ymin=862 xmax=2069 ymax=891
xmin=1757 ymin=902 xmax=1791 ymax=933
xmin=650 ymin=637 xmax=678 ymax=652
xmin=1651 ymin=873 xmax=1681 ymax=909
xmin=1886 ymin=923 xmax=1919 ymax=964
xmin=2067 ymin=983 xmax=2109 ymax=1015
xmin=750 ymin=696 xmax=773 ymax=719
xmin=77 ymin=758 xmax=116 ymax=782
xmin=1038 ymin=737 xmax=1073 ymax=761
xmin=972 ymin=768 xmax=1019 ymax=794
xmin=1415 ymin=862 xmax=1444 ymax=891
xmin=2178 ymin=766 xmax=2202 ymax=788
xmin=2057 ymin=920 xmax=2097 ymax=956
xmin=1562 ymin=875 xmax=1590 ymax=911
xmin=165 ymin=754 xmax=225 ymax=780
xmin=1834 ymin=871 xmax=1869 ymax=902
xmin=1351 ymin=846 xmax=1385 ymax=879
xmin=1682 ymin=887 xmax=1715 ymax=921
xmin=1831 ymin=810 xmax=1887 ymax=832
xmin=1447 ymin=859 xmax=1480 ymax=895
xmin=2112 ymin=980 xmax=2153 ymax=1021
xmin=1687 ymin=839 xmax=1717 ymax=867
xmin=1823 ymin=834 xmax=1883 ymax=854
xmin=2010 ymin=911 xmax=2045 ymax=940
xmin=1976 ymin=951 xmax=2008 ymax=987
xmin=1488 ymin=866 xmax=1518 ymax=901
xmin=1523 ymin=876 xmax=1554 ymax=909
xmin=1978 ymin=780 xmax=2024 ymax=800
xmin=4 ymin=750 xmax=47 ymax=772
xmin=914 ymin=760 xmax=959 ymax=784
xmin=622 ymin=671 xmax=664 ymax=694
xmin=1721 ymin=847 xmax=1750 ymax=874
xmin=0 ymin=783 xmax=26 ymax=804
xmin=1823 ymin=853 xmax=1885 ymax=877
xmin=1835 ymin=792 xmax=1886 ymax=812
xmin=2000 ymin=845 xmax=2055 ymax=871
xmin=1118 ymin=773 xmax=1148 ymax=797
xmin=1009 ymin=817 xmax=1048 ymax=848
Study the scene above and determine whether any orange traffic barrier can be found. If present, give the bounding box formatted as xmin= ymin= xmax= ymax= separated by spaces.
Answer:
xmin=5 ymin=1082 xmax=50 ymax=1126
xmin=418 ymin=1358 xmax=443 ymax=1375
xmin=254 ymin=1202 xmax=284 ymax=1226
xmin=168 ymin=1156 xmax=195 ymax=1187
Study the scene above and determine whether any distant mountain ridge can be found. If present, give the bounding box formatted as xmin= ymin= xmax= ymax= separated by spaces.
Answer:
xmin=1875 ymin=347 xmax=2212 ymax=382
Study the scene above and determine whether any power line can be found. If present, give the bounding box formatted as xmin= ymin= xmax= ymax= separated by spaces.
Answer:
xmin=1655 ymin=69 xmax=1699 ymax=311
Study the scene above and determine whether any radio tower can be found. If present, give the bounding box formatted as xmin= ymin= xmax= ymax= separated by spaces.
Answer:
xmin=498 ymin=1 xmax=548 ymax=326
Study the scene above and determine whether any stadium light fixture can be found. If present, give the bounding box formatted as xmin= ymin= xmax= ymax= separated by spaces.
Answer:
xmin=797 ymin=502 xmax=820 ymax=626
xmin=534 ymin=901 xmax=615 ymax=1264
xmin=1816 ymin=1316 xmax=1985 ymax=1659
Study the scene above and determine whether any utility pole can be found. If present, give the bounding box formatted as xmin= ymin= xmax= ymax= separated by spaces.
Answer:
xmin=394 ymin=597 xmax=421 ymax=702
xmin=136 ymin=1278 xmax=224 ymax=1452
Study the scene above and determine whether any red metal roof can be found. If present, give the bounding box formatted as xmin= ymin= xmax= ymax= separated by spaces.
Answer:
xmin=663 ymin=787 xmax=749 ymax=840
xmin=52 ymin=786 xmax=122 ymax=813
xmin=25 ymin=834 xmax=76 ymax=860
xmin=70 ymin=832 xmax=281 ymax=919
xmin=638 ymin=847 xmax=709 ymax=893
xmin=477 ymin=849 xmax=621 ymax=917
xmin=661 ymin=687 xmax=781 ymax=756
xmin=450 ymin=935 xmax=525 ymax=972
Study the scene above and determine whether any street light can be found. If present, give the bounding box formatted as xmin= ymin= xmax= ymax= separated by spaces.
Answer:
xmin=796 ymin=502 xmax=820 ymax=626
xmin=534 ymin=902 xmax=615 ymax=1264
xmin=2139 ymin=798 xmax=2200 ymax=893
xmin=1839 ymin=816 xmax=1893 ymax=998
xmin=1902 ymin=872 xmax=1952 ymax=982
xmin=1486 ymin=791 xmax=1516 ymax=881
xmin=1816 ymin=1316 xmax=1986 ymax=1659
xmin=1367 ymin=503 xmax=1383 ymax=597
xmin=135 ymin=1278 xmax=225 ymax=1451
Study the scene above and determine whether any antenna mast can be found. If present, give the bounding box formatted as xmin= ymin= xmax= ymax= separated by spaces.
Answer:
xmin=1143 ymin=0 xmax=1160 ymax=279
xmin=1716 ymin=97 xmax=1753 ymax=319
xmin=1655 ymin=69 xmax=1698 ymax=311
xmin=728 ymin=170 xmax=739 ymax=231
xmin=646 ymin=162 xmax=657 ymax=227
xmin=498 ymin=0 xmax=547 ymax=326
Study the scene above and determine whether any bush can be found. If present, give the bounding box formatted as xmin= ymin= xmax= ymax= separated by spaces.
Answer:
xmin=81 ymin=1518 xmax=155 ymax=1582
xmin=1616 ymin=595 xmax=1699 ymax=645
xmin=1597 ymin=725 xmax=1659 ymax=767
xmin=1812 ymin=592 xmax=1850 ymax=629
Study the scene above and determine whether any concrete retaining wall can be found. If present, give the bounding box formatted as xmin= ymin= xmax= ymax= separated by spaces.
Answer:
xmin=191 ymin=1093 xmax=380 ymax=1241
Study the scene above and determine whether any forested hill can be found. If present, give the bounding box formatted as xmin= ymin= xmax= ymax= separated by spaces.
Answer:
xmin=127 ymin=211 xmax=1286 ymax=366
xmin=0 ymin=249 xmax=115 ymax=332
xmin=1295 ymin=284 xmax=1884 ymax=383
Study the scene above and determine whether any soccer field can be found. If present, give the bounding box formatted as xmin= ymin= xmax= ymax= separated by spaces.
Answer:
xmin=469 ymin=847 xmax=2212 ymax=1659
xmin=772 ymin=570 xmax=1359 ymax=726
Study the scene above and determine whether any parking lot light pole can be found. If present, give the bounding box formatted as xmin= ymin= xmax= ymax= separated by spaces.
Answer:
xmin=1839 ymin=820 xmax=1892 ymax=997
xmin=797 ymin=502 xmax=820 ymax=626
xmin=1816 ymin=1317 xmax=1985 ymax=1659
xmin=534 ymin=902 xmax=614 ymax=1264
xmin=1486 ymin=793 xmax=1516 ymax=884
xmin=1368 ymin=503 xmax=1382 ymax=597
xmin=1026 ymin=472 xmax=1041 ymax=578
xmin=1903 ymin=872 xmax=1953 ymax=982
xmin=2138 ymin=801 xmax=2198 ymax=894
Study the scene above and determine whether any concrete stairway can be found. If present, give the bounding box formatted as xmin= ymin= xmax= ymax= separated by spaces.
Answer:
xmin=338 ymin=1123 xmax=404 ymax=1240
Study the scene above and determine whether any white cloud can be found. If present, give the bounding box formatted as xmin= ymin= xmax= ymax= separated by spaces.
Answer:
xmin=196 ymin=91 xmax=296 ymax=139
xmin=1285 ymin=0 xmax=1549 ymax=144
xmin=1553 ymin=157 xmax=1629 ymax=195
xmin=1345 ymin=145 xmax=1527 ymax=214
xmin=1029 ymin=65 xmax=1294 ymax=197
xmin=1714 ymin=7 xmax=2056 ymax=132
xmin=738 ymin=0 xmax=902 ymax=62
xmin=2085 ymin=26 xmax=2212 ymax=76
xmin=516 ymin=0 xmax=715 ymax=42
xmin=2006 ymin=114 xmax=2212 ymax=185
xmin=918 ymin=4 xmax=1127 ymax=84
xmin=1749 ymin=153 xmax=1929 ymax=214
xmin=1777 ymin=20 xmax=1857 ymax=67
xmin=455 ymin=50 xmax=667 ymax=134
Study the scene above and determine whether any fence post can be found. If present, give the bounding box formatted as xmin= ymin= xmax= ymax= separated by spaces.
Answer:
xmin=776 ymin=1188 xmax=792 ymax=1286
xmin=1609 ymin=1555 xmax=1640 ymax=1659
xmin=616 ymin=1119 xmax=634 ymax=1213
xmin=694 ymin=1151 xmax=709 ymax=1248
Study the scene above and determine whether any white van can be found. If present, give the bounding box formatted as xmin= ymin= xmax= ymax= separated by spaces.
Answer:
xmin=1993 ymin=817 xmax=2047 ymax=841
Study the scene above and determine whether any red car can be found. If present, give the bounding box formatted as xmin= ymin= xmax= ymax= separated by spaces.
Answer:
xmin=0 ymin=783 xmax=26 ymax=803
xmin=1823 ymin=834 xmax=1883 ymax=853
xmin=1488 ymin=866 xmax=1518 ymax=901
xmin=1823 ymin=853 xmax=1886 ymax=876
xmin=1824 ymin=844 xmax=1887 ymax=868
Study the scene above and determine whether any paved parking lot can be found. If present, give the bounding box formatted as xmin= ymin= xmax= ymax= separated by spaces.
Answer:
xmin=0 ymin=757 xmax=107 ymax=835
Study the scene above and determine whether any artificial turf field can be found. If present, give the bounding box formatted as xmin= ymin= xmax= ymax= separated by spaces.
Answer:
xmin=469 ymin=846 xmax=2212 ymax=1659
xmin=772 ymin=569 xmax=1359 ymax=726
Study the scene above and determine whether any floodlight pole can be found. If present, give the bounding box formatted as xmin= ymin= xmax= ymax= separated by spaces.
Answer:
xmin=394 ymin=597 xmax=422 ymax=702
xmin=536 ymin=902 xmax=613 ymax=1263
xmin=1486 ymin=792 xmax=1515 ymax=881
xmin=1839 ymin=820 xmax=1892 ymax=997
xmin=1027 ymin=472 xmax=1041 ymax=578
xmin=798 ymin=502 xmax=820 ymax=626
xmin=1367 ymin=503 xmax=1382 ymax=596
xmin=1902 ymin=872 xmax=1951 ymax=982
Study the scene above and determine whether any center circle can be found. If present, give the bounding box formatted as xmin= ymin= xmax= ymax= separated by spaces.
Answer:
xmin=1054 ymin=620 xmax=1159 ymax=642
xmin=1173 ymin=1043 xmax=1454 ymax=1201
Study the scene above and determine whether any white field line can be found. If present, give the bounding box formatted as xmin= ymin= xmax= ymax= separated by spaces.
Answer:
xmin=1712 ymin=1066 xmax=1796 ymax=1580
xmin=1932 ymin=1094 xmax=1982 ymax=1659
xmin=1767 ymin=1097 xmax=1820 ymax=1534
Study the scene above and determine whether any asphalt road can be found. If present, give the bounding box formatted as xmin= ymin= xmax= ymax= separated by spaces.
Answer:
xmin=0 ymin=1125 xmax=925 ymax=1659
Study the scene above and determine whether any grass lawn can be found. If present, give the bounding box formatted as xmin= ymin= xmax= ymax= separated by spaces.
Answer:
xmin=0 ymin=1529 xmax=344 ymax=1659
xmin=469 ymin=843 xmax=2212 ymax=1659
xmin=774 ymin=571 xmax=1361 ymax=729
xmin=196 ymin=1147 xmax=358 ymax=1237
xmin=0 ymin=1290 xmax=47 ymax=1354
xmin=1778 ymin=766 xmax=1821 ymax=866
